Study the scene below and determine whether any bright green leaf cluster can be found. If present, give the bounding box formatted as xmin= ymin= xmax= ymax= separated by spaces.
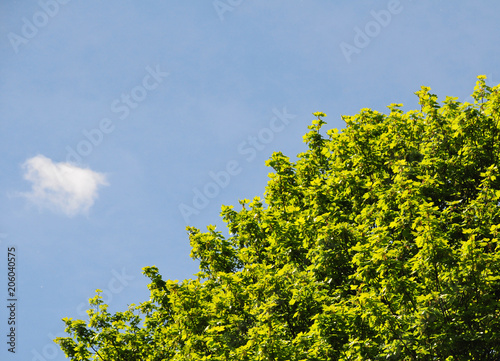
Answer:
xmin=56 ymin=76 xmax=500 ymax=360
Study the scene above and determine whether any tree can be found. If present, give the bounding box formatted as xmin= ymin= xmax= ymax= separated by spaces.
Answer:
xmin=56 ymin=76 xmax=500 ymax=360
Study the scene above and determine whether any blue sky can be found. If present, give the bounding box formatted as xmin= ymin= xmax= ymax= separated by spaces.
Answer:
xmin=0 ymin=1 xmax=499 ymax=359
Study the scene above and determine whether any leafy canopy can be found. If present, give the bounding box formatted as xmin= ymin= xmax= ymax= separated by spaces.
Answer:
xmin=57 ymin=76 xmax=500 ymax=360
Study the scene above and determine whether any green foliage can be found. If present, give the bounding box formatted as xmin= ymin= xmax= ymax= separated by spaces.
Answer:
xmin=56 ymin=76 xmax=500 ymax=360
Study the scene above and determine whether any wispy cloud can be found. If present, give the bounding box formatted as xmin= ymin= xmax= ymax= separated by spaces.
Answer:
xmin=20 ymin=155 xmax=108 ymax=216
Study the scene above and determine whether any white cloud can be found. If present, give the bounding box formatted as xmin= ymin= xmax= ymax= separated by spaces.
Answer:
xmin=20 ymin=155 xmax=108 ymax=216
